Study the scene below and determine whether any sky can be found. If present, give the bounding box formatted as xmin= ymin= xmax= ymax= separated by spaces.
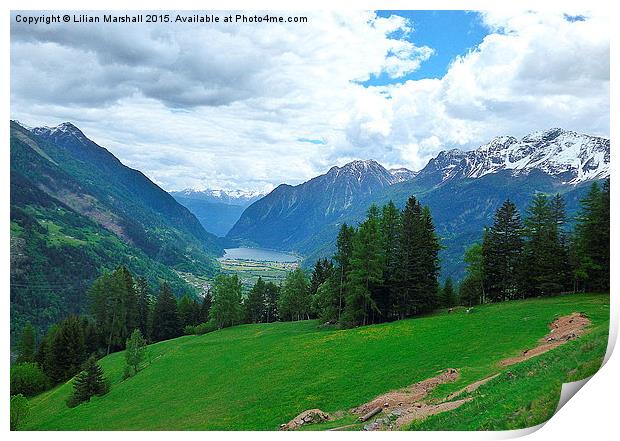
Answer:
xmin=10 ymin=10 xmax=610 ymax=193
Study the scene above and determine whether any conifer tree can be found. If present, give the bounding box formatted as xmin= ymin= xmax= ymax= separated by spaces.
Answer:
xmin=278 ymin=268 xmax=311 ymax=321
xmin=441 ymin=277 xmax=457 ymax=308
xmin=47 ymin=316 xmax=86 ymax=383
xmin=135 ymin=276 xmax=151 ymax=338
xmin=264 ymin=282 xmax=280 ymax=323
xmin=379 ymin=201 xmax=402 ymax=320
xmin=210 ymin=274 xmax=243 ymax=329
xmin=16 ymin=323 xmax=36 ymax=364
xmin=574 ymin=180 xmax=610 ymax=291
xmin=245 ymin=277 xmax=267 ymax=323
xmin=66 ymin=355 xmax=109 ymax=408
xmin=151 ymin=283 xmax=182 ymax=342
xmin=521 ymin=193 xmax=568 ymax=295
xmin=199 ymin=293 xmax=212 ymax=323
xmin=482 ymin=200 xmax=524 ymax=302
xmin=333 ymin=223 xmax=356 ymax=320
xmin=344 ymin=205 xmax=383 ymax=326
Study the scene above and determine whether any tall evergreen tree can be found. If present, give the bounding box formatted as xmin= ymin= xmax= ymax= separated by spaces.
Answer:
xmin=344 ymin=205 xmax=384 ymax=326
xmin=378 ymin=201 xmax=402 ymax=320
xmin=89 ymin=267 xmax=139 ymax=354
xmin=309 ymin=259 xmax=333 ymax=298
xmin=135 ymin=276 xmax=151 ymax=338
xmin=177 ymin=294 xmax=196 ymax=329
xmin=151 ymin=283 xmax=182 ymax=342
xmin=66 ymin=355 xmax=109 ymax=408
xmin=199 ymin=293 xmax=212 ymax=323
xmin=482 ymin=200 xmax=524 ymax=302
xmin=210 ymin=274 xmax=243 ymax=329
xmin=16 ymin=322 xmax=36 ymax=364
xmin=245 ymin=277 xmax=267 ymax=323
xmin=521 ymin=193 xmax=569 ymax=295
xmin=47 ymin=316 xmax=86 ymax=383
xmin=574 ymin=180 xmax=610 ymax=291
xmin=441 ymin=277 xmax=457 ymax=308
xmin=278 ymin=268 xmax=311 ymax=321
xmin=333 ymin=223 xmax=356 ymax=321
xmin=263 ymin=282 xmax=280 ymax=323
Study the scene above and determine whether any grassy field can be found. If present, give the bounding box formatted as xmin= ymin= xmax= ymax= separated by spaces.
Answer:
xmin=219 ymin=258 xmax=297 ymax=288
xmin=23 ymin=293 xmax=609 ymax=430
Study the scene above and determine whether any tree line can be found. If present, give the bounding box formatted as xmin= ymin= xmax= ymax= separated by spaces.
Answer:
xmin=459 ymin=180 xmax=610 ymax=306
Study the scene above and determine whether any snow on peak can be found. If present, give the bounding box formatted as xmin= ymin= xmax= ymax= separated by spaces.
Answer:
xmin=426 ymin=129 xmax=609 ymax=185
xmin=389 ymin=167 xmax=418 ymax=183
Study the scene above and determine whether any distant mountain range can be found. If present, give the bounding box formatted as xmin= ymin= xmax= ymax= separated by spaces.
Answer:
xmin=227 ymin=128 xmax=610 ymax=278
xmin=170 ymin=189 xmax=264 ymax=237
xmin=10 ymin=121 xmax=222 ymax=339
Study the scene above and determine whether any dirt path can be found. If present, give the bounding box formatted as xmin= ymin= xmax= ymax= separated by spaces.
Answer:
xmin=500 ymin=312 xmax=590 ymax=366
xmin=281 ymin=312 xmax=591 ymax=431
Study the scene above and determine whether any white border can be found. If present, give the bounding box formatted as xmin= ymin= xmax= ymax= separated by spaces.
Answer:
xmin=2 ymin=1 xmax=617 ymax=439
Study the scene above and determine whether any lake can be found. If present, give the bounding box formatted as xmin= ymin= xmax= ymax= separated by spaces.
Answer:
xmin=219 ymin=247 xmax=300 ymax=263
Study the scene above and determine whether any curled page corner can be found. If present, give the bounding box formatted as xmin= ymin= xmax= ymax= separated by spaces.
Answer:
xmin=555 ymin=376 xmax=593 ymax=414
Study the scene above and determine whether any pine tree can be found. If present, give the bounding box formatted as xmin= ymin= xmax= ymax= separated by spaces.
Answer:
xmin=88 ymin=267 xmax=139 ymax=354
xmin=151 ymin=283 xmax=182 ymax=342
xmin=279 ymin=268 xmax=311 ymax=321
xmin=199 ymin=293 xmax=212 ymax=323
xmin=66 ymin=355 xmax=109 ymax=408
xmin=264 ymin=282 xmax=280 ymax=323
xmin=16 ymin=323 xmax=36 ymax=364
xmin=344 ymin=205 xmax=383 ymax=326
xmin=333 ymin=223 xmax=356 ymax=321
xmin=441 ymin=277 xmax=457 ymax=308
xmin=521 ymin=193 xmax=569 ymax=296
xmin=135 ymin=277 xmax=151 ymax=338
xmin=379 ymin=201 xmax=402 ymax=320
xmin=245 ymin=277 xmax=267 ymax=323
xmin=177 ymin=294 xmax=195 ymax=328
xmin=210 ymin=274 xmax=243 ymax=329
xmin=574 ymin=180 xmax=610 ymax=291
xmin=309 ymin=259 xmax=333 ymax=297
xmin=482 ymin=200 xmax=524 ymax=302
xmin=47 ymin=316 xmax=86 ymax=383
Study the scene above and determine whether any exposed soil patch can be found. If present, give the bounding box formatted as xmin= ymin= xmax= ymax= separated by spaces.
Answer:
xmin=281 ymin=312 xmax=590 ymax=431
xmin=500 ymin=312 xmax=590 ymax=367
xmin=280 ymin=409 xmax=329 ymax=430
xmin=351 ymin=368 xmax=459 ymax=416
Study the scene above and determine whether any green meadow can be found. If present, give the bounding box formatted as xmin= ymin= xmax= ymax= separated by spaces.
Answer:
xmin=23 ymin=293 xmax=609 ymax=430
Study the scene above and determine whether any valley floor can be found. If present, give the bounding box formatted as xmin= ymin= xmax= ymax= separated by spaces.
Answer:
xmin=23 ymin=293 xmax=609 ymax=431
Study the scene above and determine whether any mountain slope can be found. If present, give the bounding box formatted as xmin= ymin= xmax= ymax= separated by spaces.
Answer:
xmin=22 ymin=293 xmax=608 ymax=430
xmin=10 ymin=121 xmax=221 ymax=339
xmin=170 ymin=189 xmax=263 ymax=237
xmin=226 ymin=160 xmax=402 ymax=250
xmin=228 ymin=129 xmax=609 ymax=278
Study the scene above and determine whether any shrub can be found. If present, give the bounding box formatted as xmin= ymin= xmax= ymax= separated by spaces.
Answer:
xmin=194 ymin=320 xmax=217 ymax=335
xmin=10 ymin=363 xmax=49 ymax=397
xmin=10 ymin=394 xmax=30 ymax=430
xmin=184 ymin=325 xmax=196 ymax=335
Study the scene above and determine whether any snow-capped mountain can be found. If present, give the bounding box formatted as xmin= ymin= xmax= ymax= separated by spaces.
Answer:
xmin=171 ymin=188 xmax=264 ymax=207
xmin=389 ymin=167 xmax=418 ymax=183
xmin=419 ymin=128 xmax=609 ymax=185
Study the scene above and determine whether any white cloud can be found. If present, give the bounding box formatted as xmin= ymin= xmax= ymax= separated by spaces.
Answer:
xmin=10 ymin=10 xmax=609 ymax=192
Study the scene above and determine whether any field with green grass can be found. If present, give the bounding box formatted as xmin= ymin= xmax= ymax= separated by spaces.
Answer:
xmin=23 ymin=293 xmax=609 ymax=431
xmin=219 ymin=258 xmax=297 ymax=288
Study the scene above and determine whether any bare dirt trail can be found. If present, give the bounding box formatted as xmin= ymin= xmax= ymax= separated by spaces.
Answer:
xmin=501 ymin=312 xmax=590 ymax=366
xmin=280 ymin=312 xmax=591 ymax=431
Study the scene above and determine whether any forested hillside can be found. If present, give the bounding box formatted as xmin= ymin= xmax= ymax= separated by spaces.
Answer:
xmin=10 ymin=121 xmax=222 ymax=342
